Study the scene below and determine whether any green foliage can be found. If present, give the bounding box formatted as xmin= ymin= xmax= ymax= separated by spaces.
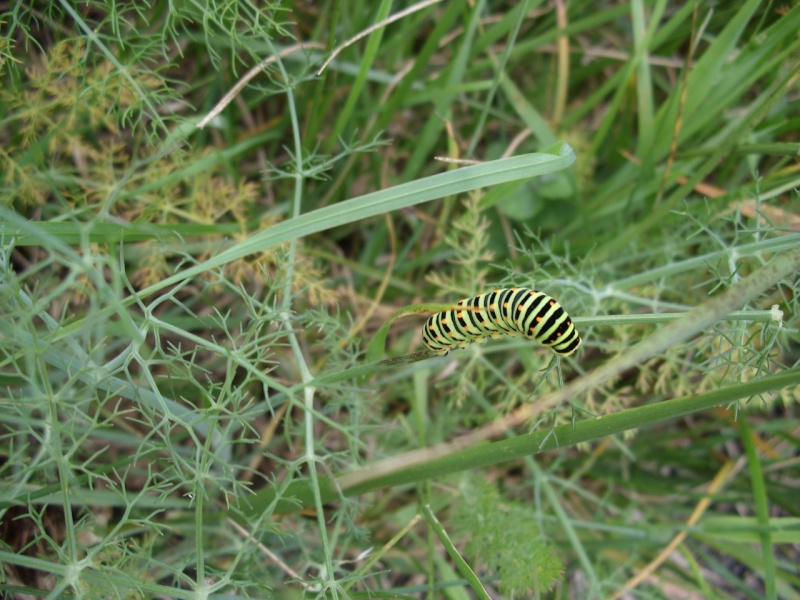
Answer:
xmin=426 ymin=195 xmax=495 ymax=297
xmin=450 ymin=476 xmax=563 ymax=596
xmin=2 ymin=1 xmax=800 ymax=598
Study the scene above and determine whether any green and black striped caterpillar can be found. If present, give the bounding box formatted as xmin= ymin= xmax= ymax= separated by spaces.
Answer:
xmin=422 ymin=288 xmax=581 ymax=357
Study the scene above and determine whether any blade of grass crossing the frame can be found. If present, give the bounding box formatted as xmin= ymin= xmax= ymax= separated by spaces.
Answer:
xmin=243 ymin=368 xmax=800 ymax=515
xmin=133 ymin=145 xmax=577 ymax=300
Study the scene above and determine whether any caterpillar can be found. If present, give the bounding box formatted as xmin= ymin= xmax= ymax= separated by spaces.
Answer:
xmin=422 ymin=288 xmax=581 ymax=357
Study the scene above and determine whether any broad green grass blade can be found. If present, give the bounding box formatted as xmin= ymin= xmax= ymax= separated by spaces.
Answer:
xmin=244 ymin=368 xmax=800 ymax=515
xmin=139 ymin=144 xmax=576 ymax=299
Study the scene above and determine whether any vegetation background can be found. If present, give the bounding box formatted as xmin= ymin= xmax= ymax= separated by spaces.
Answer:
xmin=1 ymin=1 xmax=799 ymax=598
